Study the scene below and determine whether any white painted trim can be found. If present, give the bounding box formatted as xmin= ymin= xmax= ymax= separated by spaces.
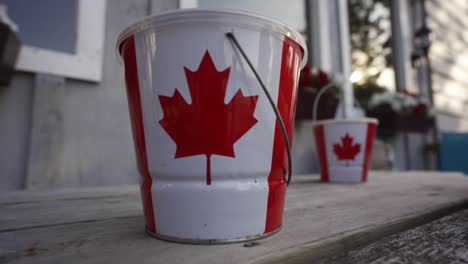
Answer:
xmin=308 ymin=0 xmax=353 ymax=118
xmin=150 ymin=0 xmax=179 ymax=14
xmin=308 ymin=0 xmax=332 ymax=71
xmin=336 ymin=0 xmax=353 ymax=118
xmin=179 ymin=0 xmax=198 ymax=9
xmin=390 ymin=0 xmax=413 ymax=91
xmin=15 ymin=0 xmax=107 ymax=82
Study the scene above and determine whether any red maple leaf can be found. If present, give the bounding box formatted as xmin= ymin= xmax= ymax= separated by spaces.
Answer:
xmin=158 ymin=51 xmax=259 ymax=185
xmin=333 ymin=133 xmax=361 ymax=160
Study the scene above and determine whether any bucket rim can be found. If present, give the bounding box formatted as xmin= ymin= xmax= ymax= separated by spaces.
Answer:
xmin=312 ymin=118 xmax=379 ymax=127
xmin=116 ymin=8 xmax=308 ymax=67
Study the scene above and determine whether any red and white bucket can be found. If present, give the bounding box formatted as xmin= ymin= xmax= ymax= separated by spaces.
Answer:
xmin=313 ymin=119 xmax=378 ymax=183
xmin=117 ymin=9 xmax=307 ymax=243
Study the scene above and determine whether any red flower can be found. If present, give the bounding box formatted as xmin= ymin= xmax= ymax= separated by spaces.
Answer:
xmin=318 ymin=70 xmax=329 ymax=88
xmin=413 ymin=103 xmax=427 ymax=114
xmin=299 ymin=64 xmax=313 ymax=87
xmin=326 ymin=89 xmax=335 ymax=97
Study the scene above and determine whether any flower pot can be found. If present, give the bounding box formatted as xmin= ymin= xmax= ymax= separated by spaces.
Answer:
xmin=367 ymin=110 xmax=435 ymax=139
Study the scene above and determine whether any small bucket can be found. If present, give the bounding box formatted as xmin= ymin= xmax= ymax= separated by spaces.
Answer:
xmin=313 ymin=119 xmax=378 ymax=183
xmin=117 ymin=9 xmax=307 ymax=243
xmin=310 ymin=80 xmax=378 ymax=183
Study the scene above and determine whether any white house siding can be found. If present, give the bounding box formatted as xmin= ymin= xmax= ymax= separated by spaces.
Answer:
xmin=427 ymin=0 xmax=468 ymax=131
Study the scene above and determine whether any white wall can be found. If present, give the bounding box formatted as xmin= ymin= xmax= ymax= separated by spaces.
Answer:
xmin=427 ymin=0 xmax=468 ymax=132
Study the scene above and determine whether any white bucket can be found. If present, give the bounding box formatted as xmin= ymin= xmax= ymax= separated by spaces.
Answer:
xmin=117 ymin=9 xmax=307 ymax=243
xmin=313 ymin=119 xmax=378 ymax=183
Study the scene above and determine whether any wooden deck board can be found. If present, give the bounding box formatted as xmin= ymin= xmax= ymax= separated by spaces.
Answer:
xmin=1 ymin=172 xmax=467 ymax=263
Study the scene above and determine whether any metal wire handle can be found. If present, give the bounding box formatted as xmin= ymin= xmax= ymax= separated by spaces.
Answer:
xmin=312 ymin=83 xmax=333 ymax=122
xmin=226 ymin=32 xmax=292 ymax=185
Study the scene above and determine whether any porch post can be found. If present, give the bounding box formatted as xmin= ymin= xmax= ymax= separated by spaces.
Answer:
xmin=336 ymin=0 xmax=353 ymax=118
xmin=308 ymin=0 xmax=353 ymax=118
xmin=391 ymin=0 xmax=413 ymax=92
xmin=308 ymin=0 xmax=333 ymax=72
xmin=391 ymin=0 xmax=414 ymax=170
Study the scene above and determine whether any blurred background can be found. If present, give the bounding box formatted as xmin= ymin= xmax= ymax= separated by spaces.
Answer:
xmin=1 ymin=0 xmax=467 ymax=190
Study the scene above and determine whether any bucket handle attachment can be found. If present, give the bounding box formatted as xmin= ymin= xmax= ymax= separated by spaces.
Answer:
xmin=226 ymin=32 xmax=292 ymax=186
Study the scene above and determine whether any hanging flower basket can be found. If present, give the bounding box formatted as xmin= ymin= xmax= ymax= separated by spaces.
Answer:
xmin=367 ymin=110 xmax=435 ymax=132
xmin=295 ymin=64 xmax=341 ymax=120
xmin=365 ymin=90 xmax=435 ymax=138
xmin=296 ymin=88 xmax=339 ymax=120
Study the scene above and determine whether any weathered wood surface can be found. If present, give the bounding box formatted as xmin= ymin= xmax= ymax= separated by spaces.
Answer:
xmin=0 ymin=186 xmax=141 ymax=232
xmin=316 ymin=209 xmax=468 ymax=264
xmin=0 ymin=172 xmax=467 ymax=264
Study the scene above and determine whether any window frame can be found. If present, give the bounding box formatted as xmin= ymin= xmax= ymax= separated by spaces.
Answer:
xmin=14 ymin=0 xmax=107 ymax=82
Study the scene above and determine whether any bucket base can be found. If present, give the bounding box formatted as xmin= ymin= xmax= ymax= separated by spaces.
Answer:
xmin=322 ymin=179 xmax=366 ymax=184
xmin=328 ymin=166 xmax=365 ymax=183
xmin=145 ymin=225 xmax=282 ymax=245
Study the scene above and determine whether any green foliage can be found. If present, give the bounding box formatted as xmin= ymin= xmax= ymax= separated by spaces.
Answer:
xmin=353 ymin=82 xmax=387 ymax=109
xmin=348 ymin=0 xmax=392 ymax=85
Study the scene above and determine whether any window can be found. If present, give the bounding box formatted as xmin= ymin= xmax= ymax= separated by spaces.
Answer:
xmin=3 ymin=0 xmax=107 ymax=82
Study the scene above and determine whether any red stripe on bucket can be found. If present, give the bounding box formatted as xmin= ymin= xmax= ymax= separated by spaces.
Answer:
xmin=362 ymin=123 xmax=377 ymax=182
xmin=121 ymin=36 xmax=156 ymax=233
xmin=314 ymin=125 xmax=329 ymax=182
xmin=264 ymin=37 xmax=301 ymax=233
